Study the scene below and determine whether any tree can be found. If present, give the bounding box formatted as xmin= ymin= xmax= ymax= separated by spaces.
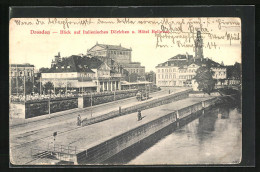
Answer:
xmin=44 ymin=81 xmax=54 ymax=94
xmin=193 ymin=66 xmax=216 ymax=95
xmin=125 ymin=73 xmax=140 ymax=82
xmin=39 ymin=67 xmax=50 ymax=73
xmin=145 ymin=71 xmax=156 ymax=83
xmin=25 ymin=81 xmax=34 ymax=95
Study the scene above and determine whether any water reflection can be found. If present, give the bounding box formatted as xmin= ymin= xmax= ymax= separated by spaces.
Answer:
xmin=105 ymin=105 xmax=242 ymax=165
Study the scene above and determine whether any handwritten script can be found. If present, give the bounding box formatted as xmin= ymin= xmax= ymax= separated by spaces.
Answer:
xmin=12 ymin=18 xmax=241 ymax=50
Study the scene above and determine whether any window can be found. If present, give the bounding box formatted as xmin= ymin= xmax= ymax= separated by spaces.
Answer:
xmin=67 ymin=66 xmax=71 ymax=68
xmin=61 ymin=66 xmax=64 ymax=69
xmin=162 ymin=69 xmax=164 ymax=73
xmin=158 ymin=69 xmax=160 ymax=73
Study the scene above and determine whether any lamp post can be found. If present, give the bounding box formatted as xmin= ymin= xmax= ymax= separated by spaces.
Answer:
xmin=40 ymin=76 xmax=42 ymax=95
xmin=90 ymin=92 xmax=93 ymax=118
xmin=16 ymin=65 xmax=18 ymax=96
xmin=24 ymin=75 xmax=26 ymax=102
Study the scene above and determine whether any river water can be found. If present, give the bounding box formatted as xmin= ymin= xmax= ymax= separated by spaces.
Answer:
xmin=127 ymin=106 xmax=242 ymax=165
xmin=105 ymin=104 xmax=242 ymax=165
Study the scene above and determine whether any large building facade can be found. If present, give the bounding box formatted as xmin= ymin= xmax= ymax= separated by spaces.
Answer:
xmin=10 ymin=63 xmax=35 ymax=95
xmin=156 ymin=31 xmax=227 ymax=87
xmin=87 ymin=43 xmax=145 ymax=77
xmin=156 ymin=55 xmax=227 ymax=87
xmin=42 ymin=54 xmax=122 ymax=93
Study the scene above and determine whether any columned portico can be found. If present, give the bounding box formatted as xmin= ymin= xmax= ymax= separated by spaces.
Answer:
xmin=110 ymin=81 xmax=113 ymax=91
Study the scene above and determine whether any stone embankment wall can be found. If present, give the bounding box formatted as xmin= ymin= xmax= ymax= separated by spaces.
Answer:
xmin=76 ymin=97 xmax=218 ymax=164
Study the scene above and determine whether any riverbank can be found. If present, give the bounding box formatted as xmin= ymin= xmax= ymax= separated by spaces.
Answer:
xmin=28 ymin=96 xmax=218 ymax=165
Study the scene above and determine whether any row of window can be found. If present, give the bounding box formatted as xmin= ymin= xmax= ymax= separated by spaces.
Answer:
xmin=157 ymin=68 xmax=177 ymax=73
xmin=179 ymin=69 xmax=196 ymax=73
xmin=214 ymin=71 xmax=226 ymax=75
xmin=157 ymin=68 xmax=197 ymax=73
xmin=179 ymin=75 xmax=194 ymax=79
xmin=157 ymin=74 xmax=195 ymax=80
xmin=10 ymin=71 xmax=33 ymax=77
xmin=128 ymin=68 xmax=144 ymax=74
xmin=214 ymin=73 xmax=226 ymax=78
xmin=56 ymin=66 xmax=71 ymax=69
xmin=109 ymin=51 xmax=130 ymax=56
xmin=157 ymin=81 xmax=189 ymax=86
xmin=157 ymin=74 xmax=176 ymax=79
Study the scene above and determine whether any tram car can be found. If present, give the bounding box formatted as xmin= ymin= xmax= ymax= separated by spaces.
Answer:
xmin=136 ymin=91 xmax=149 ymax=101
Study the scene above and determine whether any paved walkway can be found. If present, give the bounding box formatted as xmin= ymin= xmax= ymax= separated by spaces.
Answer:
xmin=10 ymin=96 xmax=212 ymax=165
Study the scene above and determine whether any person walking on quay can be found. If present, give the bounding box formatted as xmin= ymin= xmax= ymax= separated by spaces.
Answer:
xmin=137 ymin=110 xmax=142 ymax=121
xmin=77 ymin=114 xmax=81 ymax=126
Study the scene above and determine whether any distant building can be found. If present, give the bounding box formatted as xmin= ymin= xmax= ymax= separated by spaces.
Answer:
xmin=10 ymin=63 xmax=35 ymax=81
xmin=87 ymin=43 xmax=145 ymax=77
xmin=225 ymin=63 xmax=241 ymax=85
xmin=42 ymin=54 xmax=122 ymax=93
xmin=10 ymin=63 xmax=35 ymax=95
xmin=156 ymin=55 xmax=226 ymax=87
xmin=155 ymin=30 xmax=227 ymax=88
xmin=123 ymin=62 xmax=145 ymax=76
xmin=87 ymin=43 xmax=132 ymax=64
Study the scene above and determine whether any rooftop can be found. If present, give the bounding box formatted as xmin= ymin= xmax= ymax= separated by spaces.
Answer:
xmin=11 ymin=63 xmax=35 ymax=68
xmin=89 ymin=43 xmax=131 ymax=52
xmin=156 ymin=54 xmax=224 ymax=69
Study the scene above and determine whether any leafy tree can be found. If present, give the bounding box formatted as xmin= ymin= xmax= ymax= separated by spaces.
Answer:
xmin=232 ymin=62 xmax=241 ymax=80
xmin=124 ymin=73 xmax=140 ymax=82
xmin=39 ymin=67 xmax=50 ymax=73
xmin=44 ymin=81 xmax=54 ymax=94
xmin=194 ymin=66 xmax=216 ymax=95
xmin=25 ymin=81 xmax=34 ymax=95
xmin=145 ymin=71 xmax=156 ymax=83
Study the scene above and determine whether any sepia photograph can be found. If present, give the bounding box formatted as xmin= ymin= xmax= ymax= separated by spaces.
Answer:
xmin=9 ymin=16 xmax=243 ymax=165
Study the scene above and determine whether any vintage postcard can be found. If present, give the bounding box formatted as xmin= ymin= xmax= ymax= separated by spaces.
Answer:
xmin=9 ymin=16 xmax=242 ymax=165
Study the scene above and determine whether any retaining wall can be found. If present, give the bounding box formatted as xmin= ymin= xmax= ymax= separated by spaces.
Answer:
xmin=82 ymin=90 xmax=138 ymax=108
xmin=24 ymin=98 xmax=78 ymax=119
xmin=76 ymin=97 xmax=218 ymax=164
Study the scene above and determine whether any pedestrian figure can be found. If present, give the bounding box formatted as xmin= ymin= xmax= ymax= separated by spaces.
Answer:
xmin=77 ymin=114 xmax=81 ymax=126
xmin=119 ymin=106 xmax=122 ymax=115
xmin=169 ymin=90 xmax=171 ymax=94
xmin=137 ymin=110 xmax=142 ymax=121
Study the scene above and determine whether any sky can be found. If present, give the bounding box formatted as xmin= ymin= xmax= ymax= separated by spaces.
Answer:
xmin=10 ymin=18 xmax=241 ymax=72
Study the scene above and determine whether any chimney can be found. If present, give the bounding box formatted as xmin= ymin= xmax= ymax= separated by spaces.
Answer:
xmin=58 ymin=52 xmax=60 ymax=57
xmin=119 ymin=43 xmax=121 ymax=47
xmin=96 ymin=41 xmax=98 ymax=45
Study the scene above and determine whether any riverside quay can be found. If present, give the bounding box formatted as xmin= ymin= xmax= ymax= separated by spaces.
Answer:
xmin=10 ymin=23 xmax=243 ymax=165
xmin=10 ymin=86 xmax=242 ymax=165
